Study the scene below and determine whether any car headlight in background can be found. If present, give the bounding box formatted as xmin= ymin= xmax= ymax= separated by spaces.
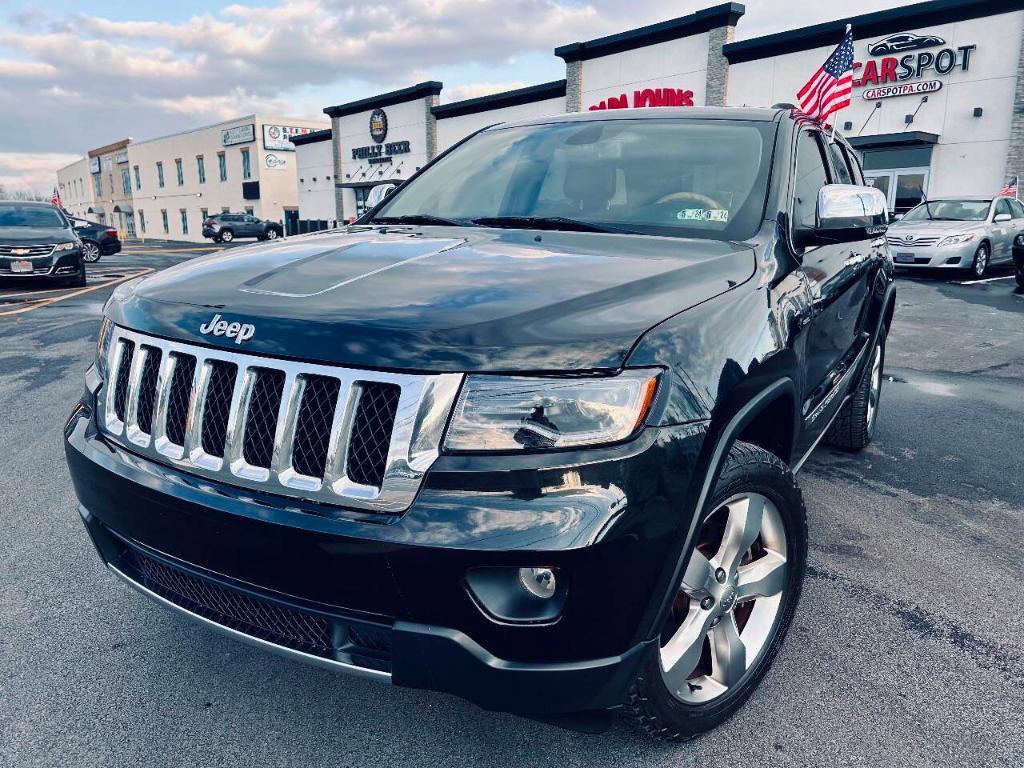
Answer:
xmin=1016 ymin=234 xmax=1024 ymax=246
xmin=936 ymin=233 xmax=976 ymax=247
xmin=444 ymin=369 xmax=659 ymax=452
xmin=53 ymin=242 xmax=78 ymax=252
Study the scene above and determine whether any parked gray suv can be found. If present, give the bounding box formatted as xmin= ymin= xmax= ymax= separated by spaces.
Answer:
xmin=886 ymin=196 xmax=1024 ymax=277
xmin=202 ymin=213 xmax=283 ymax=243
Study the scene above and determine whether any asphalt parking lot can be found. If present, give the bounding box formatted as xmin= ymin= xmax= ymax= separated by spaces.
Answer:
xmin=1 ymin=242 xmax=1022 ymax=767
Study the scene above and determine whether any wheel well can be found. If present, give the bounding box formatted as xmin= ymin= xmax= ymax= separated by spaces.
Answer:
xmin=883 ymin=294 xmax=896 ymax=334
xmin=735 ymin=393 xmax=795 ymax=466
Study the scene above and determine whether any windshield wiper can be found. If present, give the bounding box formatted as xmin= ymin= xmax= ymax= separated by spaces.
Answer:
xmin=370 ymin=214 xmax=468 ymax=226
xmin=471 ymin=216 xmax=636 ymax=234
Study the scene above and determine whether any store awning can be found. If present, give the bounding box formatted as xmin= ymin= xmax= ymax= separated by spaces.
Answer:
xmin=847 ymin=132 xmax=939 ymax=150
xmin=113 ymin=204 xmax=133 ymax=214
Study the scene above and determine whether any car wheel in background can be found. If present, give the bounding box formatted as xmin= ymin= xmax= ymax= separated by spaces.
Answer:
xmin=970 ymin=243 xmax=989 ymax=278
xmin=220 ymin=229 xmax=234 ymax=243
xmin=625 ymin=442 xmax=807 ymax=741
xmin=266 ymin=228 xmax=279 ymax=240
xmin=1016 ymin=266 xmax=1024 ymax=290
xmin=81 ymin=241 xmax=102 ymax=263
xmin=826 ymin=332 xmax=885 ymax=451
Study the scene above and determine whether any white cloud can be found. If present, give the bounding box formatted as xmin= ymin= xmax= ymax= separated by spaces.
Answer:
xmin=443 ymin=82 xmax=529 ymax=103
xmin=0 ymin=152 xmax=81 ymax=194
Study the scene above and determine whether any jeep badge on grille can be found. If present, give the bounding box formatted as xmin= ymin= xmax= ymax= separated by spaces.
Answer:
xmin=199 ymin=313 xmax=256 ymax=345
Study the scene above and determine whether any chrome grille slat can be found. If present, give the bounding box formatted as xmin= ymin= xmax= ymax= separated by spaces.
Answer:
xmin=99 ymin=326 xmax=463 ymax=513
xmin=0 ymin=244 xmax=55 ymax=257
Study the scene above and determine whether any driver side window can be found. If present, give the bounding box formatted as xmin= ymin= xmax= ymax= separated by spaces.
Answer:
xmin=793 ymin=131 xmax=832 ymax=232
xmin=994 ymin=199 xmax=1012 ymax=219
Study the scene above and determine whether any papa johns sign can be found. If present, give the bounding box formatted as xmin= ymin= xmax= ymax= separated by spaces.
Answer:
xmin=589 ymin=87 xmax=695 ymax=111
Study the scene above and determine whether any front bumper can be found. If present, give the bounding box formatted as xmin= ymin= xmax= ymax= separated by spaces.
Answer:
xmin=64 ymin=388 xmax=706 ymax=715
xmin=889 ymin=240 xmax=976 ymax=269
xmin=0 ymin=251 xmax=83 ymax=279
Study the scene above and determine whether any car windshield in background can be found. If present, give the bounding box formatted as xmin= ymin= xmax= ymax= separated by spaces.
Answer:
xmin=373 ymin=118 xmax=775 ymax=241
xmin=902 ymin=200 xmax=991 ymax=222
xmin=0 ymin=205 xmax=66 ymax=228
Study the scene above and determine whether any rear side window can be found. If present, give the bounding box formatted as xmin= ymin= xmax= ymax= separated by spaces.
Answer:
xmin=842 ymin=145 xmax=865 ymax=185
xmin=827 ymin=142 xmax=853 ymax=185
xmin=793 ymin=131 xmax=832 ymax=231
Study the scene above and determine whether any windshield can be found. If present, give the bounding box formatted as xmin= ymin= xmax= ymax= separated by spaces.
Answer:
xmin=0 ymin=204 xmax=67 ymax=228
xmin=902 ymin=200 xmax=991 ymax=222
xmin=373 ymin=118 xmax=775 ymax=241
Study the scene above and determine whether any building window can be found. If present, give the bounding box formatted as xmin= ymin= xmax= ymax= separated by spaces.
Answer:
xmin=175 ymin=158 xmax=184 ymax=186
xmin=200 ymin=207 xmax=209 ymax=223
xmin=133 ymin=165 xmax=141 ymax=191
xmin=139 ymin=210 xmax=146 ymax=233
xmin=241 ymin=148 xmax=251 ymax=180
xmin=108 ymin=174 xmax=114 ymax=195
xmin=161 ymin=209 xmax=169 ymax=234
xmin=121 ymin=168 xmax=131 ymax=195
xmin=221 ymin=207 xmax=230 ymax=213
xmin=197 ymin=155 xmax=206 ymax=184
xmin=244 ymin=206 xmax=254 ymax=215
xmin=180 ymin=209 xmax=188 ymax=235
xmin=93 ymin=174 xmax=102 ymax=197
xmin=218 ymin=152 xmax=227 ymax=182
xmin=156 ymin=162 xmax=165 ymax=188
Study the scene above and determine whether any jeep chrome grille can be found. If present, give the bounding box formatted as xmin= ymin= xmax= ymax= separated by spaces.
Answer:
xmin=99 ymin=327 xmax=463 ymax=513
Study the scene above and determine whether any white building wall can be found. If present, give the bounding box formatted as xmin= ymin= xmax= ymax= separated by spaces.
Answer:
xmin=126 ymin=114 xmax=326 ymax=242
xmin=435 ymin=97 xmax=568 ymax=152
xmin=56 ymin=158 xmax=94 ymax=220
xmin=337 ymin=99 xmax=431 ymax=220
xmin=295 ymin=139 xmax=337 ymax=221
xmin=579 ymin=33 xmax=711 ymax=110
xmin=727 ymin=10 xmax=1024 ymax=197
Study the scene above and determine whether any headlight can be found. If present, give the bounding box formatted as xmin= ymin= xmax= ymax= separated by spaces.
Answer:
xmin=53 ymin=242 xmax=77 ymax=251
xmin=444 ymin=370 xmax=659 ymax=452
xmin=937 ymin=233 xmax=975 ymax=247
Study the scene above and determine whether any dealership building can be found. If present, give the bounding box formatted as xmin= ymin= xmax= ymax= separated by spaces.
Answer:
xmin=297 ymin=0 xmax=1024 ymax=224
xmin=57 ymin=114 xmax=328 ymax=242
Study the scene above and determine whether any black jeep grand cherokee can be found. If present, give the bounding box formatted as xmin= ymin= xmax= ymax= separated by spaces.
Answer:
xmin=64 ymin=108 xmax=893 ymax=740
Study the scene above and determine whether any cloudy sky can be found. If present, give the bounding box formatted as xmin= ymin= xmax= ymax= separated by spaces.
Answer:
xmin=0 ymin=0 xmax=896 ymax=193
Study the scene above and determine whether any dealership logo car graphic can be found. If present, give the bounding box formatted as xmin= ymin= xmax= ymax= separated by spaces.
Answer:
xmin=199 ymin=314 xmax=256 ymax=344
xmin=868 ymin=32 xmax=945 ymax=56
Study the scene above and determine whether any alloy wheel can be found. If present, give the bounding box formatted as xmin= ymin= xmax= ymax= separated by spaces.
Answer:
xmin=974 ymin=245 xmax=989 ymax=277
xmin=660 ymin=493 xmax=788 ymax=704
xmin=267 ymin=229 xmax=278 ymax=240
xmin=221 ymin=230 xmax=234 ymax=242
xmin=82 ymin=242 xmax=101 ymax=262
xmin=866 ymin=343 xmax=883 ymax=430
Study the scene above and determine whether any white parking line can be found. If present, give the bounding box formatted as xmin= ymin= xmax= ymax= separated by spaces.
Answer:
xmin=953 ymin=275 xmax=1015 ymax=285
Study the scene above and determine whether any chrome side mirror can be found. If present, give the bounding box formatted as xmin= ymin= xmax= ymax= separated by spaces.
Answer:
xmin=811 ymin=184 xmax=889 ymax=244
xmin=365 ymin=183 xmax=397 ymax=209
xmin=993 ymin=212 xmax=1012 ymax=223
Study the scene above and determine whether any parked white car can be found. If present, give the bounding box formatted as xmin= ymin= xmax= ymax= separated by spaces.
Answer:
xmin=886 ymin=196 xmax=1024 ymax=277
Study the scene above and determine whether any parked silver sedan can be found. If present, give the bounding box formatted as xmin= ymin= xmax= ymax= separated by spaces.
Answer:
xmin=886 ymin=196 xmax=1024 ymax=277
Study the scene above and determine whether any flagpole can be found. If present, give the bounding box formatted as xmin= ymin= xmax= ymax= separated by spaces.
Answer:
xmin=831 ymin=24 xmax=852 ymax=143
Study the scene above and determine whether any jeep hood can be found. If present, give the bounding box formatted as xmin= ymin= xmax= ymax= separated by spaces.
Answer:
xmin=110 ymin=227 xmax=755 ymax=372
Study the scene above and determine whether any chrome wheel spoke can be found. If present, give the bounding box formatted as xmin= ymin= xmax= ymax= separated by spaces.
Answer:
xmin=680 ymin=549 xmax=715 ymax=598
xmin=661 ymin=606 xmax=714 ymax=695
xmin=710 ymin=613 xmax=747 ymax=687
xmin=736 ymin=550 xmax=786 ymax=601
xmin=715 ymin=495 xmax=765 ymax=574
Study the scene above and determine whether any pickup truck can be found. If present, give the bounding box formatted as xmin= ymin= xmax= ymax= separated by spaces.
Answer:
xmin=64 ymin=107 xmax=894 ymax=740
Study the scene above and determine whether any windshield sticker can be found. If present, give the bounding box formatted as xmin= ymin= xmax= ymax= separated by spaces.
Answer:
xmin=676 ymin=208 xmax=730 ymax=223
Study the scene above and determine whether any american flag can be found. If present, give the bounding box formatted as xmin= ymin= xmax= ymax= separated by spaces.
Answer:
xmin=797 ymin=27 xmax=855 ymax=124
xmin=1000 ymin=175 xmax=1018 ymax=198
xmin=50 ymin=186 xmax=63 ymax=209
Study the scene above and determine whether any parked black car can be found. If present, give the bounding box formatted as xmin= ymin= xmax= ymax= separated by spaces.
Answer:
xmin=1014 ymin=233 xmax=1024 ymax=288
xmin=70 ymin=217 xmax=122 ymax=263
xmin=0 ymin=201 xmax=85 ymax=286
xmin=64 ymin=108 xmax=894 ymax=740
xmin=202 ymin=212 xmax=283 ymax=243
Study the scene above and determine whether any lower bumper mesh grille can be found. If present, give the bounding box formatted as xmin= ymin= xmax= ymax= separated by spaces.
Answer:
xmin=125 ymin=547 xmax=393 ymax=667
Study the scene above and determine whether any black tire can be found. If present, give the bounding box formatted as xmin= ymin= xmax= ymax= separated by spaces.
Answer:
xmin=66 ymin=267 xmax=86 ymax=288
xmin=625 ymin=441 xmax=807 ymax=741
xmin=969 ymin=242 xmax=990 ymax=278
xmin=825 ymin=332 xmax=885 ymax=450
xmin=81 ymin=240 xmax=102 ymax=263
xmin=1015 ymin=266 xmax=1024 ymax=290
xmin=220 ymin=229 xmax=234 ymax=243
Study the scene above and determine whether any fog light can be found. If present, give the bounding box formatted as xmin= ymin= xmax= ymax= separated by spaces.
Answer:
xmin=519 ymin=567 xmax=557 ymax=600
